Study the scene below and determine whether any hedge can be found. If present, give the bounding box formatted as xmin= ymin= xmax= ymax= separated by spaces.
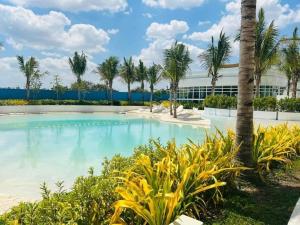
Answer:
xmin=203 ymin=95 xmax=300 ymax=112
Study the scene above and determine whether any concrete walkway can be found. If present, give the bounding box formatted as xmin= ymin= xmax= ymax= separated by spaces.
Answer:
xmin=288 ymin=198 xmax=300 ymax=225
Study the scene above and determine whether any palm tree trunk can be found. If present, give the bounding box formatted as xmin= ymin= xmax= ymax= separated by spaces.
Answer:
xmin=291 ymin=75 xmax=299 ymax=98
xmin=236 ymin=0 xmax=256 ymax=168
xmin=26 ymin=78 xmax=30 ymax=100
xmin=141 ymin=81 xmax=144 ymax=104
xmin=128 ymin=83 xmax=131 ymax=102
xmin=150 ymin=87 xmax=153 ymax=112
xmin=110 ymin=83 xmax=113 ymax=105
xmin=169 ymin=83 xmax=173 ymax=115
xmin=173 ymin=86 xmax=177 ymax=118
xmin=211 ymin=78 xmax=216 ymax=96
xmin=255 ymin=73 xmax=261 ymax=97
xmin=287 ymin=78 xmax=291 ymax=97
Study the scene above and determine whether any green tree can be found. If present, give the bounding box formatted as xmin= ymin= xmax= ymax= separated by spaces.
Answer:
xmin=96 ymin=56 xmax=119 ymax=104
xmin=68 ymin=52 xmax=87 ymax=100
xmin=120 ymin=57 xmax=135 ymax=102
xmin=52 ymin=75 xmax=67 ymax=100
xmin=199 ymin=31 xmax=231 ymax=96
xmin=164 ymin=42 xmax=192 ymax=118
xmin=236 ymin=0 xmax=256 ymax=168
xmin=281 ymin=27 xmax=300 ymax=98
xmin=135 ymin=60 xmax=148 ymax=102
xmin=147 ymin=64 xmax=162 ymax=112
xmin=17 ymin=56 xmax=41 ymax=100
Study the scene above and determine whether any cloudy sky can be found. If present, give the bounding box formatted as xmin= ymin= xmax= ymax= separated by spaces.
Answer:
xmin=0 ymin=0 xmax=299 ymax=90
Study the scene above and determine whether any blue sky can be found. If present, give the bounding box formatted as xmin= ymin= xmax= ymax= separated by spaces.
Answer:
xmin=0 ymin=0 xmax=299 ymax=90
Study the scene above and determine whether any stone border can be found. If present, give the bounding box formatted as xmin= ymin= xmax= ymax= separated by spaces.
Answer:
xmin=203 ymin=107 xmax=300 ymax=121
xmin=0 ymin=105 xmax=146 ymax=114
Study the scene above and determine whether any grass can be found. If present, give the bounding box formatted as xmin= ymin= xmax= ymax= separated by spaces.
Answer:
xmin=206 ymin=158 xmax=300 ymax=225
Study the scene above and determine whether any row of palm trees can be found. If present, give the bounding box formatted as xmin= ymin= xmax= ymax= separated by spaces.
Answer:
xmin=200 ymin=8 xmax=299 ymax=98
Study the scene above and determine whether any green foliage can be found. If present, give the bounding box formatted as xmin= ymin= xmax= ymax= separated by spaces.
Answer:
xmin=203 ymin=95 xmax=237 ymax=109
xmin=203 ymin=95 xmax=300 ymax=112
xmin=253 ymin=96 xmax=277 ymax=111
xmin=278 ymin=97 xmax=300 ymax=112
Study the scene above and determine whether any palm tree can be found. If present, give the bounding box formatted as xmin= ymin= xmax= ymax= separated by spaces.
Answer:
xmin=120 ymin=57 xmax=135 ymax=102
xmin=96 ymin=56 xmax=119 ymax=104
xmin=17 ymin=56 xmax=40 ymax=100
xmin=279 ymin=59 xmax=293 ymax=97
xmin=164 ymin=42 xmax=192 ymax=118
xmin=236 ymin=0 xmax=256 ymax=168
xmin=135 ymin=60 xmax=147 ymax=102
xmin=69 ymin=52 xmax=87 ymax=100
xmin=254 ymin=9 xmax=279 ymax=97
xmin=147 ymin=64 xmax=162 ymax=112
xmin=281 ymin=28 xmax=300 ymax=98
xmin=199 ymin=31 xmax=231 ymax=96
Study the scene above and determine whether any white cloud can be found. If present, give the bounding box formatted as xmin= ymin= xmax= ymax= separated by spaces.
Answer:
xmin=198 ymin=20 xmax=211 ymax=26
xmin=142 ymin=0 xmax=205 ymax=10
xmin=146 ymin=20 xmax=189 ymax=40
xmin=8 ymin=0 xmax=128 ymax=13
xmin=107 ymin=29 xmax=119 ymax=35
xmin=134 ymin=20 xmax=203 ymax=71
xmin=0 ymin=4 xmax=111 ymax=54
xmin=187 ymin=0 xmax=300 ymax=43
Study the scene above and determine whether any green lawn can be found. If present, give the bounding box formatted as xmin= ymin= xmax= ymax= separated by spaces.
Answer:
xmin=207 ymin=159 xmax=300 ymax=225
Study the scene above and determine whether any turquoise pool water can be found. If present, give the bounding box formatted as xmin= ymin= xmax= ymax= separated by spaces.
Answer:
xmin=0 ymin=113 xmax=233 ymax=201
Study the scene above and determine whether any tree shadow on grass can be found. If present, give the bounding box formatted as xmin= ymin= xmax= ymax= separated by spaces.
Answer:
xmin=207 ymin=172 xmax=300 ymax=225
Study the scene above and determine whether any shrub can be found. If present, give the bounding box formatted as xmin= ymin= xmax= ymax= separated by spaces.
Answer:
xmin=252 ymin=124 xmax=299 ymax=178
xmin=0 ymin=99 xmax=28 ymax=106
xmin=253 ymin=96 xmax=277 ymax=111
xmin=203 ymin=95 xmax=237 ymax=109
xmin=111 ymin=133 xmax=244 ymax=224
xmin=278 ymin=98 xmax=300 ymax=112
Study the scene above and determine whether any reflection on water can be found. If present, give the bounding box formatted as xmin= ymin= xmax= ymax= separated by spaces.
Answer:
xmin=0 ymin=113 xmax=223 ymax=200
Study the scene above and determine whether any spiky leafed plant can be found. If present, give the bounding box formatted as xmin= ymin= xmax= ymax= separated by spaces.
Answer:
xmin=69 ymin=52 xmax=87 ymax=100
xmin=199 ymin=31 xmax=231 ymax=96
xmin=120 ymin=57 xmax=135 ymax=102
xmin=236 ymin=0 xmax=256 ymax=169
xmin=135 ymin=60 xmax=147 ymax=102
xmin=17 ymin=56 xmax=41 ymax=100
xmin=96 ymin=56 xmax=119 ymax=104
xmin=281 ymin=27 xmax=300 ymax=98
xmin=164 ymin=42 xmax=192 ymax=118
xmin=147 ymin=64 xmax=162 ymax=112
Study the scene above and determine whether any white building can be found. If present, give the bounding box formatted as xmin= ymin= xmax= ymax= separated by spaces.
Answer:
xmin=178 ymin=65 xmax=299 ymax=101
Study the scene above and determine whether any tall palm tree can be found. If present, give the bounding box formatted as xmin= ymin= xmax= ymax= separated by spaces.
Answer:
xmin=120 ymin=57 xmax=135 ymax=102
xmin=135 ymin=60 xmax=147 ymax=102
xmin=69 ymin=51 xmax=87 ymax=100
xmin=236 ymin=0 xmax=256 ymax=168
xmin=199 ymin=31 xmax=231 ymax=96
xmin=96 ymin=56 xmax=119 ymax=104
xmin=254 ymin=8 xmax=279 ymax=97
xmin=17 ymin=56 xmax=40 ymax=100
xmin=147 ymin=64 xmax=162 ymax=112
xmin=279 ymin=59 xmax=293 ymax=97
xmin=281 ymin=28 xmax=300 ymax=98
xmin=164 ymin=42 xmax=192 ymax=118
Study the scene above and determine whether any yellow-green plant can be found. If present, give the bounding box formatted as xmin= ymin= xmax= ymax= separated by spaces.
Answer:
xmin=252 ymin=124 xmax=298 ymax=177
xmin=110 ymin=133 xmax=244 ymax=225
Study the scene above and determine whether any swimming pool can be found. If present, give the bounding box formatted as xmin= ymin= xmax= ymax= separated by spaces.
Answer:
xmin=0 ymin=113 xmax=233 ymax=204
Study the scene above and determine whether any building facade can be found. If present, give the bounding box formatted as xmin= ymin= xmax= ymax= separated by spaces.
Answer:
xmin=178 ymin=66 xmax=298 ymax=101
